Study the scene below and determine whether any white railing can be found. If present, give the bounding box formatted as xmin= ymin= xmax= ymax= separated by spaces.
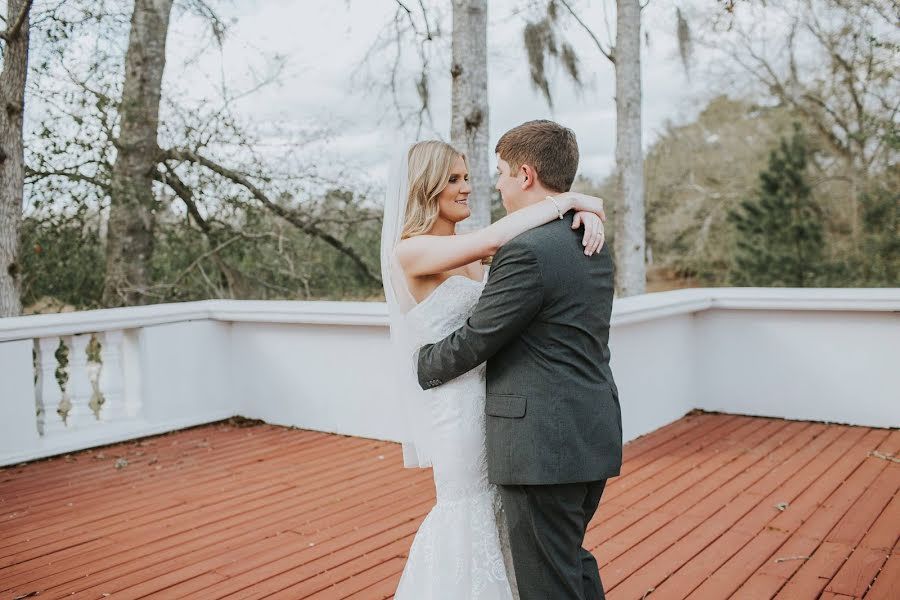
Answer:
xmin=1 ymin=288 xmax=898 ymax=466
xmin=34 ymin=330 xmax=129 ymax=436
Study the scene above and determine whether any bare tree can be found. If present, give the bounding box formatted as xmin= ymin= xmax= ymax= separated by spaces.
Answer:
xmin=25 ymin=1 xmax=383 ymax=308
xmin=526 ymin=0 xmax=646 ymax=296
xmin=353 ymin=1 xmax=440 ymax=137
xmin=450 ymin=0 xmax=491 ymax=232
xmin=613 ymin=0 xmax=646 ymax=296
xmin=0 ymin=0 xmax=33 ymax=317
xmin=700 ymin=0 xmax=898 ymax=240
xmin=357 ymin=2 xmax=495 ymax=231
xmin=102 ymin=0 xmax=175 ymax=306
xmin=159 ymin=148 xmax=382 ymax=285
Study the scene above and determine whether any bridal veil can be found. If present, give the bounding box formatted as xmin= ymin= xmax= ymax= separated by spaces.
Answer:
xmin=380 ymin=144 xmax=433 ymax=468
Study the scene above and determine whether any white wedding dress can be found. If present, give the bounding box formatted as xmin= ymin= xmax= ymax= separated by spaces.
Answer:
xmin=394 ymin=274 xmax=519 ymax=600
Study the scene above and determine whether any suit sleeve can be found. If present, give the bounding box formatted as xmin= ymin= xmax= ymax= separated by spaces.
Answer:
xmin=417 ymin=241 xmax=543 ymax=390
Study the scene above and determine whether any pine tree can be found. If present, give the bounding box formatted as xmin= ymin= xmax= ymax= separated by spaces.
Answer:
xmin=728 ymin=125 xmax=825 ymax=287
xmin=842 ymin=183 xmax=900 ymax=286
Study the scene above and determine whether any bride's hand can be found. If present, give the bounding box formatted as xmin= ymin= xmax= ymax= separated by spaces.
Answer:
xmin=558 ymin=192 xmax=606 ymax=221
xmin=573 ymin=212 xmax=605 ymax=256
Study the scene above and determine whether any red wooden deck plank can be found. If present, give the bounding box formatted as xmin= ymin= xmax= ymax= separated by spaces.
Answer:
xmin=646 ymin=424 xmax=864 ymax=599
xmin=0 ymin=414 xmax=896 ymax=600
xmin=693 ymin=426 xmax=892 ymax=600
xmin=597 ymin=419 xmax=803 ymax=587
xmin=585 ymin=417 xmax=774 ymax=552
xmin=622 ymin=422 xmax=851 ymax=600
xmin=621 ymin=412 xmax=717 ymax=462
xmin=604 ymin=420 xmax=826 ymax=598
xmin=0 ymin=428 xmax=362 ymax=543
xmin=822 ymin=456 xmax=900 ymax=598
xmin=93 ymin=470 xmax=427 ymax=597
xmin=770 ymin=430 xmax=900 ymax=600
xmin=602 ymin=415 xmax=754 ymax=507
xmin=344 ymin=569 xmax=404 ymax=600
xmin=2 ymin=428 xmax=352 ymax=525
xmin=0 ymin=465 xmax=426 ymax=592
xmin=607 ymin=414 xmax=743 ymax=493
xmin=0 ymin=438 xmax=400 ymax=584
xmin=866 ymin=553 xmax=900 ymax=600
xmin=1 ymin=425 xmax=299 ymax=502
xmin=3 ymin=456 xmax=425 ymax=597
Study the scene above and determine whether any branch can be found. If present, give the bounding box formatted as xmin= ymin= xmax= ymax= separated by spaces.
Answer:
xmin=154 ymin=166 xmax=212 ymax=234
xmin=737 ymin=43 xmax=851 ymax=159
xmin=394 ymin=0 xmax=431 ymax=40
xmin=601 ymin=0 xmax=614 ymax=48
xmin=800 ymin=91 xmax=851 ymax=139
xmin=868 ymin=96 xmax=900 ymax=164
xmin=167 ymin=234 xmax=242 ymax=288
xmin=787 ymin=19 xmax=799 ymax=86
xmin=163 ymin=148 xmax=382 ymax=285
xmin=182 ymin=0 xmax=226 ymax=46
xmin=804 ymin=20 xmax=866 ymax=141
xmin=416 ymin=0 xmax=433 ymax=39
xmin=558 ymin=0 xmax=614 ymax=64
xmin=25 ymin=166 xmax=107 ymax=189
xmin=0 ymin=0 xmax=33 ymax=42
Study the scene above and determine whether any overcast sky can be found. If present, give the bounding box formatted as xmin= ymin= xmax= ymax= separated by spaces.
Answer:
xmin=166 ymin=0 xmax=715 ymax=187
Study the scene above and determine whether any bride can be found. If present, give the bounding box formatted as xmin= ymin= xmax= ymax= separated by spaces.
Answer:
xmin=381 ymin=140 xmax=605 ymax=599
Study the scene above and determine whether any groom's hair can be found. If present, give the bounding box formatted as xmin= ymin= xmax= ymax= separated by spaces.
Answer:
xmin=495 ymin=120 xmax=579 ymax=192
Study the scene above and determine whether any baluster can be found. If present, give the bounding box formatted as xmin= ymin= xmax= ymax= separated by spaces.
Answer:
xmin=33 ymin=340 xmax=45 ymax=436
xmin=86 ymin=334 xmax=105 ymax=421
xmin=68 ymin=334 xmax=92 ymax=428
xmin=37 ymin=337 xmax=67 ymax=435
xmin=99 ymin=330 xmax=128 ymax=421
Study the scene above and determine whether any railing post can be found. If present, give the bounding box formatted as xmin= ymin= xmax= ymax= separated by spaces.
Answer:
xmin=68 ymin=333 xmax=93 ymax=428
xmin=0 ymin=339 xmax=42 ymax=458
xmin=33 ymin=339 xmax=44 ymax=436
xmin=37 ymin=337 xmax=67 ymax=435
xmin=100 ymin=330 xmax=128 ymax=420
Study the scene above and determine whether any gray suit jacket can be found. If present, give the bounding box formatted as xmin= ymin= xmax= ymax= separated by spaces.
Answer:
xmin=417 ymin=212 xmax=622 ymax=485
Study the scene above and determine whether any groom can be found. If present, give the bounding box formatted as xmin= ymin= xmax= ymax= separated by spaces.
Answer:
xmin=417 ymin=120 xmax=621 ymax=600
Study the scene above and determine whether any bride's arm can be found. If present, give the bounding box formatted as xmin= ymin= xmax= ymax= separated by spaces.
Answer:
xmin=396 ymin=193 xmax=604 ymax=277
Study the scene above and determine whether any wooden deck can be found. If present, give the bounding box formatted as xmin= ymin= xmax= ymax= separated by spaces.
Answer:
xmin=1 ymin=413 xmax=897 ymax=599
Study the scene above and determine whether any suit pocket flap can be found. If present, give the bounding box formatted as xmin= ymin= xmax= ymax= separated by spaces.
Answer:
xmin=486 ymin=394 xmax=527 ymax=418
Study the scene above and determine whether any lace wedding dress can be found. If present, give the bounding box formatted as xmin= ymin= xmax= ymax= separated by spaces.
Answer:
xmin=394 ymin=274 xmax=519 ymax=600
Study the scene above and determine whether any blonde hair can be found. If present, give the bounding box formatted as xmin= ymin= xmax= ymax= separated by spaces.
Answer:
xmin=401 ymin=140 xmax=467 ymax=239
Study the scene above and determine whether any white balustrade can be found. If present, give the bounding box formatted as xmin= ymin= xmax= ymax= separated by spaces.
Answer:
xmin=0 ymin=290 xmax=898 ymax=467
xmin=27 ymin=330 xmax=133 ymax=439
xmin=36 ymin=337 xmax=67 ymax=436
xmin=68 ymin=333 xmax=92 ymax=427
xmin=99 ymin=330 xmax=127 ymax=420
xmin=32 ymin=339 xmax=45 ymax=436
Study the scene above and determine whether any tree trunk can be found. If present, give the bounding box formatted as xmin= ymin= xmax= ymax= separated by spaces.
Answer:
xmin=613 ymin=0 xmax=646 ymax=296
xmin=102 ymin=0 xmax=174 ymax=307
xmin=450 ymin=0 xmax=491 ymax=233
xmin=0 ymin=0 xmax=32 ymax=317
